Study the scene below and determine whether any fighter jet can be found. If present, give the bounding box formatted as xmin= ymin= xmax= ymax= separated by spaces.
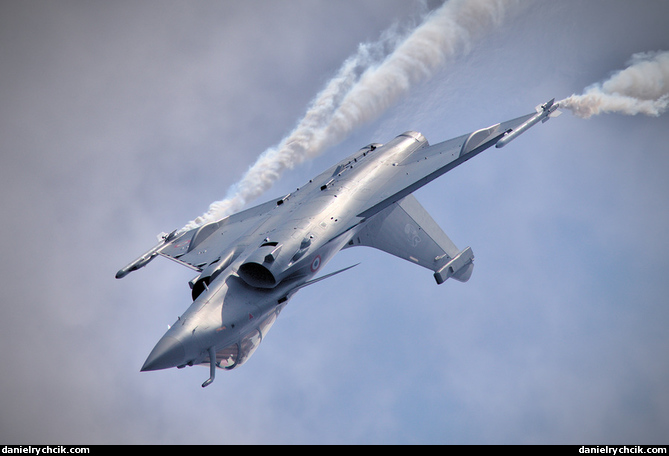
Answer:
xmin=116 ymin=100 xmax=560 ymax=387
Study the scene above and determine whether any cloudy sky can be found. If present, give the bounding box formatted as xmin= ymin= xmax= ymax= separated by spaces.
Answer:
xmin=1 ymin=0 xmax=668 ymax=445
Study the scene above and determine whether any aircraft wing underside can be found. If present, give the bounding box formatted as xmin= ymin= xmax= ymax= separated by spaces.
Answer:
xmin=118 ymin=105 xmax=553 ymax=283
xmin=157 ymin=196 xmax=284 ymax=271
xmin=115 ymin=195 xmax=285 ymax=278
xmin=356 ymin=113 xmax=535 ymax=219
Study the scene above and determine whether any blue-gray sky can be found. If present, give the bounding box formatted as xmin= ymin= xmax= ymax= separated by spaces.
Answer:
xmin=1 ymin=0 xmax=668 ymax=444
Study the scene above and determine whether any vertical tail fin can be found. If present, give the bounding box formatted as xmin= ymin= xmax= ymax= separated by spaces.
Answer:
xmin=351 ymin=194 xmax=474 ymax=284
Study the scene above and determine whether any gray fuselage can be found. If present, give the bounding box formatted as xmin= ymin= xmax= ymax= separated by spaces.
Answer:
xmin=141 ymin=132 xmax=429 ymax=375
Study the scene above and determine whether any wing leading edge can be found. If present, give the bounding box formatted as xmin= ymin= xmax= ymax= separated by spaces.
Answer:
xmin=349 ymin=101 xmax=559 ymax=283
xmin=118 ymin=101 xmax=558 ymax=284
xmin=116 ymin=195 xmax=283 ymax=278
xmin=356 ymin=112 xmax=536 ymax=220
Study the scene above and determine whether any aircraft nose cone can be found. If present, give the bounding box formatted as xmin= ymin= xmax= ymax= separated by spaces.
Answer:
xmin=141 ymin=336 xmax=186 ymax=371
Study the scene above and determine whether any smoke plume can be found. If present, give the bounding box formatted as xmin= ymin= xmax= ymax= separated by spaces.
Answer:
xmin=558 ymin=50 xmax=669 ymax=119
xmin=183 ymin=0 xmax=520 ymax=230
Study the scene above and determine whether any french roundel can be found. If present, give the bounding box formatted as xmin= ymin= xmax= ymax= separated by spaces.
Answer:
xmin=310 ymin=255 xmax=321 ymax=272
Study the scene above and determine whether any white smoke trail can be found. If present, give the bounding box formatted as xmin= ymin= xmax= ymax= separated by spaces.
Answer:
xmin=558 ymin=50 xmax=669 ymax=119
xmin=183 ymin=0 xmax=520 ymax=230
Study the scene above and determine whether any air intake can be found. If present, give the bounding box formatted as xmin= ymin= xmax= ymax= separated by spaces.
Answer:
xmin=238 ymin=262 xmax=277 ymax=288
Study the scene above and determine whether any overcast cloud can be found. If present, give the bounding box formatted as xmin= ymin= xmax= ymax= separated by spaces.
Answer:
xmin=1 ymin=0 xmax=668 ymax=445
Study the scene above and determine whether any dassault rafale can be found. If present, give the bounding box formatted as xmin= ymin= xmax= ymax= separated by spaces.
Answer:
xmin=116 ymin=99 xmax=560 ymax=387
